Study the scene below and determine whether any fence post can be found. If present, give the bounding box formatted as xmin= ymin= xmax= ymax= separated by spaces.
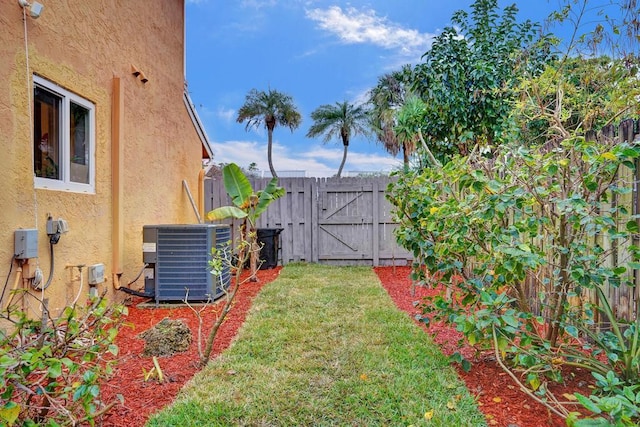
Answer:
xmin=372 ymin=179 xmax=380 ymax=266
xmin=311 ymin=178 xmax=320 ymax=263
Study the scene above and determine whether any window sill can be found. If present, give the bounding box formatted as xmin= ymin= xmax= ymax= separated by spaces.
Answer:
xmin=34 ymin=177 xmax=95 ymax=194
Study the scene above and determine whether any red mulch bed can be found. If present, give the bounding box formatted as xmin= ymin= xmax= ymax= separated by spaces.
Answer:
xmin=99 ymin=267 xmax=282 ymax=427
xmin=98 ymin=265 xmax=592 ymax=426
xmin=374 ymin=266 xmax=593 ymax=427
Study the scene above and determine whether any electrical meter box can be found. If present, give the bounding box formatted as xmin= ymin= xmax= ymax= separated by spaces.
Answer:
xmin=14 ymin=229 xmax=38 ymax=259
xmin=88 ymin=264 xmax=105 ymax=285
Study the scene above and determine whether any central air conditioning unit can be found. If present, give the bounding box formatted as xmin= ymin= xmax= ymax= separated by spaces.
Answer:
xmin=142 ymin=224 xmax=231 ymax=305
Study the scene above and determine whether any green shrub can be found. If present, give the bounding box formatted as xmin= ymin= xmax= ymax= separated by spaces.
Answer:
xmin=388 ymin=136 xmax=640 ymax=421
xmin=0 ymin=295 xmax=126 ymax=426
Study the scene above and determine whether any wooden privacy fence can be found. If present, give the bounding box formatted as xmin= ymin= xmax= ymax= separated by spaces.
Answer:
xmin=205 ymin=176 xmax=412 ymax=267
xmin=204 ymin=121 xmax=639 ymax=320
xmin=525 ymin=118 xmax=640 ymax=322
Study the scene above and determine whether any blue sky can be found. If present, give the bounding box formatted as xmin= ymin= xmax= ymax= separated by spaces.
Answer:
xmin=183 ymin=1 xmax=599 ymax=177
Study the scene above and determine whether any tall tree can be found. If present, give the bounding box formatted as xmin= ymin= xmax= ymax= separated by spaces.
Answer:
xmin=368 ymin=65 xmax=416 ymax=166
xmin=237 ymin=88 xmax=302 ymax=178
xmin=306 ymin=101 xmax=371 ymax=178
xmin=412 ymin=0 xmax=554 ymax=159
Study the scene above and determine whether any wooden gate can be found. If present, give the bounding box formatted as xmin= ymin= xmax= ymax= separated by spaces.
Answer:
xmin=205 ymin=176 xmax=411 ymax=267
xmin=314 ymin=178 xmax=405 ymax=265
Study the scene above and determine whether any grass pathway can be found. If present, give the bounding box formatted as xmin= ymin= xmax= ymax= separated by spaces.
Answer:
xmin=147 ymin=264 xmax=486 ymax=426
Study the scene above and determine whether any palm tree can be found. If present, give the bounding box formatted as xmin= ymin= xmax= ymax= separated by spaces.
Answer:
xmin=395 ymin=95 xmax=440 ymax=168
xmin=306 ymin=101 xmax=371 ymax=178
xmin=368 ymin=65 xmax=416 ymax=167
xmin=237 ymin=88 xmax=302 ymax=178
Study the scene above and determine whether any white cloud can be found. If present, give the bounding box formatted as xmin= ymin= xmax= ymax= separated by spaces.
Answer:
xmin=349 ymin=87 xmax=373 ymax=106
xmin=301 ymin=146 xmax=343 ymax=161
xmin=216 ymin=107 xmax=236 ymax=123
xmin=210 ymin=141 xmax=264 ymax=167
xmin=210 ymin=140 xmax=333 ymax=176
xmin=306 ymin=6 xmax=435 ymax=57
xmin=210 ymin=140 xmax=401 ymax=177
xmin=303 ymin=146 xmax=401 ymax=165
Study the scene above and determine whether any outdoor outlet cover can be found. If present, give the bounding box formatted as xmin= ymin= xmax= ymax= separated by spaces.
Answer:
xmin=88 ymin=263 xmax=105 ymax=285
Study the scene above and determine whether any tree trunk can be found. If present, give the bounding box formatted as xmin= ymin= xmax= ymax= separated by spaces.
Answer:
xmin=417 ymin=129 xmax=441 ymax=168
xmin=249 ymin=230 xmax=259 ymax=282
xmin=402 ymin=141 xmax=410 ymax=167
xmin=547 ymin=215 xmax=569 ymax=346
xmin=336 ymin=143 xmax=348 ymax=178
xmin=201 ymin=271 xmax=241 ymax=366
xmin=267 ymin=126 xmax=277 ymax=178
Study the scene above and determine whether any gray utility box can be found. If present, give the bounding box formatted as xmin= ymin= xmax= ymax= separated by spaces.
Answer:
xmin=14 ymin=229 xmax=38 ymax=259
xmin=143 ymin=224 xmax=231 ymax=305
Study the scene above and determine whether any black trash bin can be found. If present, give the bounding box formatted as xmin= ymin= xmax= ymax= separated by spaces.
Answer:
xmin=256 ymin=228 xmax=283 ymax=269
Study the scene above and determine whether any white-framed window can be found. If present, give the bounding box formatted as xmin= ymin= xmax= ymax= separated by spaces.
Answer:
xmin=33 ymin=76 xmax=95 ymax=193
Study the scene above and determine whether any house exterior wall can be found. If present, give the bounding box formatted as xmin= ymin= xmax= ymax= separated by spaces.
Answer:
xmin=0 ymin=0 xmax=204 ymax=317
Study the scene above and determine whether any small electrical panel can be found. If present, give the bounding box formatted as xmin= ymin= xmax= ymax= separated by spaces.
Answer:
xmin=14 ymin=229 xmax=38 ymax=259
xmin=88 ymin=263 xmax=105 ymax=285
xmin=46 ymin=218 xmax=69 ymax=235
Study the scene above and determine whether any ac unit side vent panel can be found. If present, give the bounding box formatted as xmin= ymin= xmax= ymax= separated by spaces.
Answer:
xmin=143 ymin=224 xmax=231 ymax=304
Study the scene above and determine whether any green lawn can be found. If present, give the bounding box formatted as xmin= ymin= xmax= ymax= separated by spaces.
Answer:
xmin=147 ymin=263 xmax=486 ymax=426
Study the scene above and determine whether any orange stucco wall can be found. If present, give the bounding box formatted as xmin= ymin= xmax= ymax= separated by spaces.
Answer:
xmin=0 ymin=0 xmax=204 ymax=317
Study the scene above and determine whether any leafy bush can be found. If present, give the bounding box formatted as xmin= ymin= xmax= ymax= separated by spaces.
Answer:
xmin=385 ymin=0 xmax=640 ymax=422
xmin=388 ymin=136 xmax=640 ymax=420
xmin=568 ymin=373 xmax=640 ymax=426
xmin=0 ymin=296 xmax=126 ymax=426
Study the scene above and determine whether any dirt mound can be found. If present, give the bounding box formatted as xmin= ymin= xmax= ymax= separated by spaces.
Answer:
xmin=138 ymin=317 xmax=192 ymax=357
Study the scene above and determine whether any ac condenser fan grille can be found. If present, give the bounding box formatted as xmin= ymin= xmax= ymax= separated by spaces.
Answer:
xmin=156 ymin=228 xmax=210 ymax=300
xmin=143 ymin=224 xmax=231 ymax=304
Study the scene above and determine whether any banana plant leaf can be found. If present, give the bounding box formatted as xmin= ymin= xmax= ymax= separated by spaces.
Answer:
xmin=207 ymin=206 xmax=247 ymax=221
xmin=252 ymin=177 xmax=285 ymax=221
xmin=208 ymin=163 xmax=284 ymax=225
xmin=222 ymin=163 xmax=253 ymax=209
